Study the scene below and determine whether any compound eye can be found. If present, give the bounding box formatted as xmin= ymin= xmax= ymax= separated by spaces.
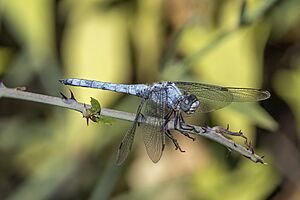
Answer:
xmin=180 ymin=94 xmax=199 ymax=114
xmin=180 ymin=99 xmax=189 ymax=112
xmin=180 ymin=96 xmax=194 ymax=112
xmin=184 ymin=99 xmax=190 ymax=105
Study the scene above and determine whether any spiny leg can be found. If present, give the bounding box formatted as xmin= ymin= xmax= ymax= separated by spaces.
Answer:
xmin=174 ymin=112 xmax=196 ymax=141
xmin=165 ymin=130 xmax=185 ymax=152
xmin=163 ymin=109 xmax=175 ymax=127
xmin=174 ymin=112 xmax=192 ymax=131
xmin=179 ymin=113 xmax=200 ymax=133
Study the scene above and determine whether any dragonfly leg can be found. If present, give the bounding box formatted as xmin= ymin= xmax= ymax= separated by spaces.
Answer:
xmin=165 ymin=130 xmax=185 ymax=152
xmin=179 ymin=113 xmax=200 ymax=133
xmin=174 ymin=112 xmax=191 ymax=131
xmin=163 ymin=109 xmax=175 ymax=127
xmin=174 ymin=112 xmax=196 ymax=141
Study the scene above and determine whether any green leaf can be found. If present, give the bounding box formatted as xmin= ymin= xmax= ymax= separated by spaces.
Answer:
xmin=99 ymin=116 xmax=113 ymax=125
xmin=86 ymin=98 xmax=112 ymax=125
xmin=90 ymin=97 xmax=101 ymax=113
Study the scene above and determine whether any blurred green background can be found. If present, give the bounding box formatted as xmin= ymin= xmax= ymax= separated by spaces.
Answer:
xmin=0 ymin=0 xmax=299 ymax=199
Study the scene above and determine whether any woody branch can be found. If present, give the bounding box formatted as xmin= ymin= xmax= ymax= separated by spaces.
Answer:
xmin=0 ymin=82 xmax=264 ymax=164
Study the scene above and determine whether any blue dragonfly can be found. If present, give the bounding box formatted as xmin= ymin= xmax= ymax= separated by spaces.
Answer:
xmin=59 ymin=78 xmax=270 ymax=165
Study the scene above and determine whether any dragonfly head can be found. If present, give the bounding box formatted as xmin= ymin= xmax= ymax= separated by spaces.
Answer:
xmin=180 ymin=94 xmax=200 ymax=114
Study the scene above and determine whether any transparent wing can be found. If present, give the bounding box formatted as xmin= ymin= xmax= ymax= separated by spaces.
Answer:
xmin=138 ymin=90 xmax=166 ymax=163
xmin=175 ymin=82 xmax=270 ymax=113
xmin=116 ymin=99 xmax=145 ymax=165
xmin=116 ymin=123 xmax=137 ymax=165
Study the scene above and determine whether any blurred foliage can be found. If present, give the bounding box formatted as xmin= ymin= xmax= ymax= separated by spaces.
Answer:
xmin=0 ymin=0 xmax=300 ymax=199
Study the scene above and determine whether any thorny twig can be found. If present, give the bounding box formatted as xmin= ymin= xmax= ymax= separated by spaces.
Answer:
xmin=0 ymin=82 xmax=265 ymax=164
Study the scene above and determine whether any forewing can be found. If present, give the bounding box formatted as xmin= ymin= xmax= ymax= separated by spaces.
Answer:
xmin=227 ymin=88 xmax=270 ymax=102
xmin=175 ymin=82 xmax=270 ymax=113
xmin=116 ymin=99 xmax=145 ymax=165
xmin=138 ymin=90 xmax=166 ymax=163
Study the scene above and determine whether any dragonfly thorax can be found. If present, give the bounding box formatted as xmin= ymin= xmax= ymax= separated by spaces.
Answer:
xmin=180 ymin=94 xmax=200 ymax=114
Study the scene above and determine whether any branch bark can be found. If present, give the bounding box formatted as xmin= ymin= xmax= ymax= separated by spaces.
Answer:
xmin=0 ymin=82 xmax=265 ymax=164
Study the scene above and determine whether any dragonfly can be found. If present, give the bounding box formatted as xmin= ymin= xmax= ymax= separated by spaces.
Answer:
xmin=59 ymin=78 xmax=270 ymax=165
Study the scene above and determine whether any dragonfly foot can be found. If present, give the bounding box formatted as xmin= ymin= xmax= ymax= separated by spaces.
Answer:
xmin=177 ymin=146 xmax=186 ymax=153
xmin=181 ymin=132 xmax=195 ymax=141
xmin=201 ymin=126 xmax=209 ymax=133
xmin=176 ymin=123 xmax=197 ymax=140
xmin=177 ymin=113 xmax=200 ymax=134
xmin=165 ymin=130 xmax=185 ymax=152
xmin=181 ymin=122 xmax=200 ymax=133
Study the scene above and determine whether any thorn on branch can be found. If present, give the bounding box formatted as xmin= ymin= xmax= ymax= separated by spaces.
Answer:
xmin=202 ymin=123 xmax=209 ymax=133
xmin=60 ymin=90 xmax=77 ymax=104
xmin=60 ymin=92 xmax=68 ymax=100
xmin=255 ymin=157 xmax=265 ymax=164
xmin=69 ymin=89 xmax=76 ymax=100
xmin=244 ymin=140 xmax=255 ymax=154
xmin=212 ymin=125 xmax=248 ymax=142
xmin=210 ymin=125 xmax=266 ymax=163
